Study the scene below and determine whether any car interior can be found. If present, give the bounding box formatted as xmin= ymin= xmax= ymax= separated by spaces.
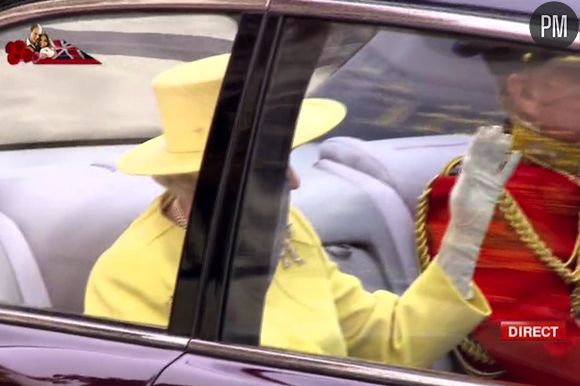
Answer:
xmin=0 ymin=25 xmax=506 ymax=374
xmin=0 ymin=133 xmax=471 ymax=375
xmin=0 ymin=133 xmax=471 ymax=311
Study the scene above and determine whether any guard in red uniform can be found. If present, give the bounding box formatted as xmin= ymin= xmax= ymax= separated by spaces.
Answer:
xmin=417 ymin=48 xmax=579 ymax=386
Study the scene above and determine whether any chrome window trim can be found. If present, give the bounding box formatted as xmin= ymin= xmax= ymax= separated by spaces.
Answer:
xmin=272 ymin=0 xmax=580 ymax=50
xmin=0 ymin=0 xmax=267 ymax=29
xmin=187 ymin=340 xmax=510 ymax=386
xmin=0 ymin=308 xmax=189 ymax=349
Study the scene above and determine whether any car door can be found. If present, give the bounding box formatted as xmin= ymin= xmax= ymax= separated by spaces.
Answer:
xmin=156 ymin=0 xmax=577 ymax=385
xmin=0 ymin=0 xmax=267 ymax=384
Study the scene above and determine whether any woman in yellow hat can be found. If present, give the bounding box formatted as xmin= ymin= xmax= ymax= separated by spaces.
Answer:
xmin=84 ymin=53 xmax=518 ymax=369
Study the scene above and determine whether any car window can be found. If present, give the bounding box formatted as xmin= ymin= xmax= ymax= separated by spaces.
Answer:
xmin=0 ymin=11 xmax=238 ymax=330
xmin=222 ymin=17 xmax=579 ymax=386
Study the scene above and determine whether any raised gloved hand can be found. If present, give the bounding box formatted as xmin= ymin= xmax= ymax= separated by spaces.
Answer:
xmin=436 ymin=126 xmax=521 ymax=298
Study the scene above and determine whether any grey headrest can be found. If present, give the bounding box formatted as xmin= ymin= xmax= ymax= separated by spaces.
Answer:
xmin=319 ymin=135 xmax=471 ymax=212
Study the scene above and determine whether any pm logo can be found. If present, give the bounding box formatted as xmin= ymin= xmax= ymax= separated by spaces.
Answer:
xmin=530 ymin=2 xmax=579 ymax=48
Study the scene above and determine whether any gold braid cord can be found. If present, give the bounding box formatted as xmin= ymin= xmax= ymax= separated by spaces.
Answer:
xmin=499 ymin=191 xmax=579 ymax=285
xmin=499 ymin=189 xmax=579 ymax=318
xmin=415 ymin=158 xmax=580 ymax=376
xmin=415 ymin=182 xmax=433 ymax=271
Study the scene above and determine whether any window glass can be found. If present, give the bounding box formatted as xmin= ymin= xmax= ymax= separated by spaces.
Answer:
xmin=224 ymin=18 xmax=579 ymax=386
xmin=0 ymin=12 xmax=238 ymax=329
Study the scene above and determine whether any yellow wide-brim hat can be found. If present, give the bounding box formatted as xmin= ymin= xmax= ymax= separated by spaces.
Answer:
xmin=118 ymin=53 xmax=346 ymax=176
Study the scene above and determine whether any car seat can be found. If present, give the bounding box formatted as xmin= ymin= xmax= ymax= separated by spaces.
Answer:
xmin=0 ymin=163 xmax=162 ymax=313
xmin=292 ymin=135 xmax=471 ymax=293
xmin=291 ymin=144 xmax=418 ymax=294
xmin=0 ymin=211 xmax=50 ymax=308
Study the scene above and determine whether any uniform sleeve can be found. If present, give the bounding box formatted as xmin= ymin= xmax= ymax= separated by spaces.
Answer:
xmin=325 ymin=255 xmax=491 ymax=368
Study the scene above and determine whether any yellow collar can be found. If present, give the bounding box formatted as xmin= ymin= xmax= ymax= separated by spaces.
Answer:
xmin=511 ymin=121 xmax=580 ymax=177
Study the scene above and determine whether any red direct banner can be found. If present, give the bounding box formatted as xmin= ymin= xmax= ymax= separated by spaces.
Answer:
xmin=500 ymin=321 xmax=567 ymax=341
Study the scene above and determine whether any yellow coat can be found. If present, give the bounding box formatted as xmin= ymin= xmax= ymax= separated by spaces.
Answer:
xmin=85 ymin=194 xmax=490 ymax=368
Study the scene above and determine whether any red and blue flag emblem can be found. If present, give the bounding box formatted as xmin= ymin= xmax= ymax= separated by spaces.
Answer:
xmin=35 ymin=39 xmax=100 ymax=65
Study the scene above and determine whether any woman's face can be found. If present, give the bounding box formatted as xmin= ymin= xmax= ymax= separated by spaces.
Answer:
xmin=40 ymin=36 xmax=48 ymax=48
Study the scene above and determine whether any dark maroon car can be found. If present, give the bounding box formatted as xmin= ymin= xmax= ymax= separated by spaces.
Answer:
xmin=0 ymin=0 xmax=577 ymax=385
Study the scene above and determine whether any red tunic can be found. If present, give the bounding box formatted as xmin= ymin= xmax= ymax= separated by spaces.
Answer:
xmin=422 ymin=161 xmax=579 ymax=386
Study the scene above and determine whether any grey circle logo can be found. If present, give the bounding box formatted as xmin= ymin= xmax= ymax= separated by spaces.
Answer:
xmin=530 ymin=1 xmax=579 ymax=48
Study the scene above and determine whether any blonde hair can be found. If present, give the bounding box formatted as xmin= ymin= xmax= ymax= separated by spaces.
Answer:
xmin=152 ymin=173 xmax=197 ymax=200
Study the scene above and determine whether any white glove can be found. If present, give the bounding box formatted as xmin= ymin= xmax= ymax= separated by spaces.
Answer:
xmin=436 ymin=126 xmax=521 ymax=298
